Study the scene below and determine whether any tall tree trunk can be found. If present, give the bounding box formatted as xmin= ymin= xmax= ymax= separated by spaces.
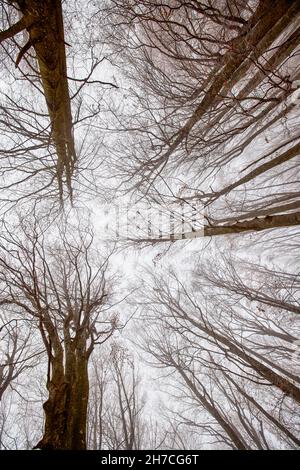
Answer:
xmin=133 ymin=212 xmax=300 ymax=243
xmin=203 ymin=212 xmax=300 ymax=236
xmin=67 ymin=354 xmax=89 ymax=450
xmin=11 ymin=0 xmax=76 ymax=198
xmin=36 ymin=348 xmax=89 ymax=450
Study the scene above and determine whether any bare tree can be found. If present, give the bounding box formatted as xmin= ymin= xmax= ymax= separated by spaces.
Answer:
xmin=0 ymin=0 xmax=118 ymax=206
xmin=0 ymin=0 xmax=76 ymax=200
xmin=136 ymin=266 xmax=300 ymax=449
xmin=0 ymin=316 xmax=44 ymax=449
xmin=0 ymin=0 xmax=299 ymax=452
xmin=88 ymin=342 xmax=167 ymax=450
xmin=97 ymin=0 xmax=300 ymax=236
xmin=0 ymin=217 xmax=119 ymax=449
xmin=0 ymin=318 xmax=37 ymax=401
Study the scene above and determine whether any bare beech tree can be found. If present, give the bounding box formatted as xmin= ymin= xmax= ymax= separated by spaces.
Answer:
xmin=0 ymin=0 xmax=299 ymax=452
xmin=136 ymin=266 xmax=300 ymax=449
xmin=0 ymin=318 xmax=36 ymax=401
xmin=195 ymin=255 xmax=300 ymax=316
xmin=0 ymin=0 xmax=117 ymax=207
xmin=88 ymin=342 xmax=168 ymax=450
xmin=0 ymin=218 xmax=119 ymax=449
xmin=98 ymin=0 xmax=300 ymax=235
xmin=106 ymin=344 xmax=145 ymax=450
xmin=0 ymin=361 xmax=45 ymax=450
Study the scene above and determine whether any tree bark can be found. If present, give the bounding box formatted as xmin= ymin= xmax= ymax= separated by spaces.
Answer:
xmin=10 ymin=0 xmax=76 ymax=198
xmin=203 ymin=212 xmax=300 ymax=237
xmin=36 ymin=344 xmax=89 ymax=450
xmin=131 ymin=212 xmax=300 ymax=243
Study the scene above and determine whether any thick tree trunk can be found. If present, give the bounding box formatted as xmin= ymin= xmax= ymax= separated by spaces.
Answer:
xmin=36 ymin=350 xmax=89 ymax=450
xmin=132 ymin=212 xmax=300 ymax=243
xmin=67 ymin=355 xmax=89 ymax=450
xmin=11 ymin=0 xmax=76 ymax=198
xmin=203 ymin=212 xmax=300 ymax=236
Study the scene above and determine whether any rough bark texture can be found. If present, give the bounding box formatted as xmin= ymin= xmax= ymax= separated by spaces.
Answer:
xmin=36 ymin=347 xmax=89 ymax=450
xmin=35 ymin=319 xmax=90 ymax=450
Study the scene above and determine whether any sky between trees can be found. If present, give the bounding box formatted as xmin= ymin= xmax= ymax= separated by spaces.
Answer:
xmin=0 ymin=0 xmax=299 ymax=450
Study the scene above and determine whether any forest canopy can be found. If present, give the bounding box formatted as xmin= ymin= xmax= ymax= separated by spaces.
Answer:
xmin=0 ymin=0 xmax=299 ymax=451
